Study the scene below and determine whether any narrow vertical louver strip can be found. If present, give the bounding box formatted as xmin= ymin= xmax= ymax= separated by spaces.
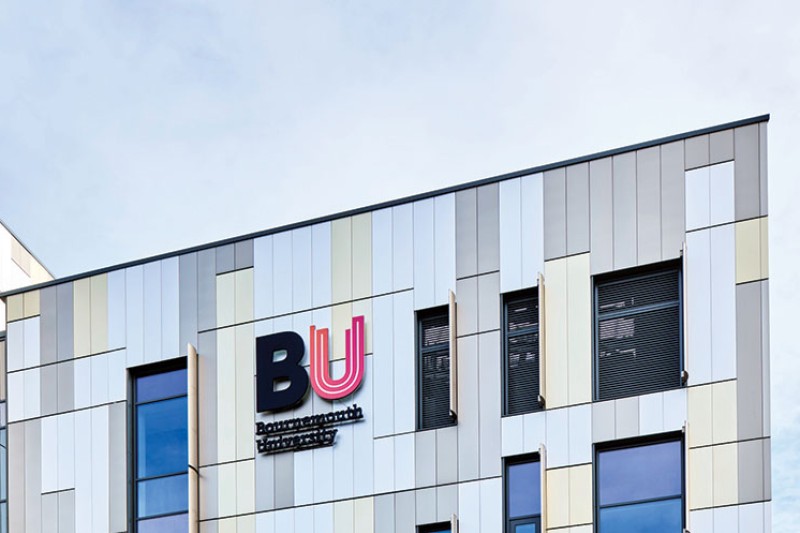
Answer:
xmin=504 ymin=290 xmax=541 ymax=416
xmin=418 ymin=308 xmax=453 ymax=430
xmin=595 ymin=267 xmax=682 ymax=401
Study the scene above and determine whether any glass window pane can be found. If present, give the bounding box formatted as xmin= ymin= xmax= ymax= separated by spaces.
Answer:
xmin=137 ymin=397 xmax=188 ymax=478
xmin=0 ymin=503 xmax=6 ymax=533
xmin=598 ymin=441 xmax=681 ymax=506
xmin=515 ymin=524 xmax=537 ymax=533
xmin=507 ymin=461 xmax=541 ymax=518
xmin=598 ymin=498 xmax=682 ymax=533
xmin=136 ymin=369 xmax=187 ymax=403
xmin=138 ymin=513 xmax=189 ymax=533
xmin=137 ymin=474 xmax=188 ymax=518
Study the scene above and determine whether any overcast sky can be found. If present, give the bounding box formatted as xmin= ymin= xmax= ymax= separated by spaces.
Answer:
xmin=0 ymin=1 xmax=797 ymax=529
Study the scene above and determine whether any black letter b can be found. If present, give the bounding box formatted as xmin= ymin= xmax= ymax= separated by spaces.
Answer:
xmin=256 ymin=332 xmax=309 ymax=412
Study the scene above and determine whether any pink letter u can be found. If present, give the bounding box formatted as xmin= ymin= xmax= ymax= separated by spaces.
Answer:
xmin=309 ymin=315 xmax=365 ymax=400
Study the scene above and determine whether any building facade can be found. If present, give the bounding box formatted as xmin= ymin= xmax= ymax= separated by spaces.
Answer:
xmin=0 ymin=115 xmax=771 ymax=533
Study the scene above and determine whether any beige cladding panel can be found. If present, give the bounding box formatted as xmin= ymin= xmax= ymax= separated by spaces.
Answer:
xmin=546 ymin=465 xmax=593 ymax=529
xmin=23 ymin=290 xmax=40 ymax=318
xmin=544 ymin=258 xmax=568 ymax=409
xmin=89 ymin=274 xmax=108 ymax=355
xmin=735 ymin=217 xmax=769 ymax=284
xmin=72 ymin=278 xmax=91 ymax=358
xmin=566 ymin=254 xmax=591 ymax=406
xmin=7 ymin=294 xmax=24 ymax=322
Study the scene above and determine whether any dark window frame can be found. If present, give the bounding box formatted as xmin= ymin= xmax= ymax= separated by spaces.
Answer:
xmin=592 ymin=261 xmax=684 ymax=402
xmin=503 ymin=453 xmax=542 ymax=533
xmin=418 ymin=522 xmax=451 ymax=533
xmin=502 ymin=288 xmax=541 ymax=417
xmin=416 ymin=306 xmax=455 ymax=431
xmin=130 ymin=357 xmax=189 ymax=533
xmin=593 ymin=433 xmax=685 ymax=533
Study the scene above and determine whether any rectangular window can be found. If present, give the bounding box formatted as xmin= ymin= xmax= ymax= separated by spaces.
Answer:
xmin=594 ymin=265 xmax=682 ymax=401
xmin=596 ymin=438 xmax=683 ymax=533
xmin=133 ymin=365 xmax=189 ymax=533
xmin=503 ymin=290 xmax=541 ymax=416
xmin=417 ymin=307 xmax=454 ymax=430
xmin=419 ymin=523 xmax=451 ymax=533
xmin=504 ymin=456 xmax=541 ymax=533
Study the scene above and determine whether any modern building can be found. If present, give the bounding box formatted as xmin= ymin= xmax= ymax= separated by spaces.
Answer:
xmin=0 ymin=115 xmax=771 ymax=533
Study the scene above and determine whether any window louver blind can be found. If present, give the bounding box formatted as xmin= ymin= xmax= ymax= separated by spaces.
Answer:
xmin=504 ymin=292 xmax=540 ymax=416
xmin=595 ymin=268 xmax=682 ymax=401
xmin=419 ymin=310 xmax=453 ymax=429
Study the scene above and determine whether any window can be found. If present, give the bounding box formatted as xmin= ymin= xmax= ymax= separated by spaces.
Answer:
xmin=419 ymin=523 xmax=451 ymax=533
xmin=504 ymin=456 xmax=541 ymax=533
xmin=503 ymin=290 xmax=540 ymax=416
xmin=594 ymin=265 xmax=682 ymax=401
xmin=417 ymin=307 xmax=454 ymax=430
xmin=596 ymin=439 xmax=683 ymax=533
xmin=133 ymin=365 xmax=189 ymax=533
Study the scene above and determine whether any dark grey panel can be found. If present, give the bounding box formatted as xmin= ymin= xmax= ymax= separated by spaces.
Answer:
xmin=612 ymin=152 xmax=638 ymax=269
xmin=543 ymin=168 xmax=567 ymax=260
xmin=179 ymin=253 xmax=199 ymax=350
xmin=39 ymin=286 xmax=58 ymax=365
xmin=760 ymin=123 xmax=768 ymax=216
xmin=273 ymin=452 xmax=294 ymax=509
xmin=197 ymin=249 xmax=216 ymax=332
xmin=395 ymin=489 xmax=416 ymax=533
xmin=590 ymin=158 xmax=614 ymax=274
xmin=684 ymin=134 xmax=709 ymax=169
xmin=660 ymin=141 xmax=685 ymax=260
xmin=566 ymin=163 xmax=590 ymax=256
xmin=215 ymin=243 xmax=235 ymax=274
xmin=58 ymin=490 xmax=76 ymax=533
xmin=109 ymin=402 xmax=128 ymax=532
xmin=710 ymin=129 xmax=734 ymax=164
xmin=56 ymin=282 xmax=74 ymax=361
xmin=436 ymin=426 xmax=458 ymax=485
xmin=477 ymin=184 xmax=500 ymax=273
xmin=198 ymin=330 xmax=217 ymax=466
xmin=738 ymin=438 xmax=764 ymax=503
xmin=374 ymin=493 xmax=396 ymax=533
xmin=636 ymin=146 xmax=661 ymax=265
xmin=737 ymin=281 xmax=763 ymax=441
xmin=57 ymin=360 xmax=74 ymax=413
xmin=456 ymin=188 xmax=478 ymax=279
xmin=734 ymin=125 xmax=760 ymax=220
xmin=40 ymin=365 xmax=57 ymax=417
xmin=41 ymin=492 xmax=58 ymax=533
xmin=235 ymin=239 xmax=254 ymax=270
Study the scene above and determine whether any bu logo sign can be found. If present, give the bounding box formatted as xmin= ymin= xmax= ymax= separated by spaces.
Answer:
xmin=256 ymin=316 xmax=365 ymax=412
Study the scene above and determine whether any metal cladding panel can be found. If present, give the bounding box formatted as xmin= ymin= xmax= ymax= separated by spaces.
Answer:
xmin=661 ymin=141 xmax=685 ymax=260
xmin=543 ymin=168 xmax=567 ymax=260
xmin=434 ymin=194 xmax=456 ymax=305
xmin=566 ymin=163 xmax=590 ymax=256
xmin=392 ymin=203 xmax=414 ymax=291
xmin=456 ymin=188 xmax=478 ymax=279
xmin=39 ymin=286 xmax=57 ymax=365
xmin=735 ymin=124 xmax=761 ymax=220
xmin=372 ymin=208 xmax=393 ymax=296
xmin=710 ymin=129 xmax=734 ymax=164
xmin=737 ymin=281 xmax=765 ymax=441
xmin=685 ymin=134 xmax=710 ymax=169
xmin=292 ymin=226 xmax=313 ymax=312
xmin=500 ymin=178 xmax=523 ymax=292
xmin=476 ymin=183 xmax=500 ymax=274
xmin=636 ymin=147 xmax=661 ymax=265
xmin=179 ymin=253 xmax=199 ymax=350
xmin=760 ymin=123 xmax=768 ymax=216
xmin=612 ymin=152 xmax=638 ymax=270
xmin=413 ymin=199 xmax=435 ymax=310
xmin=589 ymin=158 xmax=613 ymax=274
xmin=521 ymin=172 xmax=545 ymax=287
xmin=312 ymin=222 xmax=333 ymax=308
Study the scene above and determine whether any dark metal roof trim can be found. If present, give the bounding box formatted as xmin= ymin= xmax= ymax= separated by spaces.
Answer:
xmin=0 ymin=113 xmax=769 ymax=299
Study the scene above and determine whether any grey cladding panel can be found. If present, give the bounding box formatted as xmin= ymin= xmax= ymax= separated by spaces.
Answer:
xmin=566 ymin=163 xmax=590 ymax=256
xmin=57 ymin=360 xmax=74 ymax=413
xmin=416 ymin=487 xmax=437 ymax=525
xmin=59 ymin=490 xmax=76 ymax=533
xmin=738 ymin=438 xmax=765 ymax=503
xmin=760 ymin=123 xmax=768 ymax=216
xmin=9 ymin=422 xmax=25 ymax=533
xmin=735 ymin=125 xmax=760 ymax=220
xmin=436 ymin=425 xmax=458 ymax=484
xmin=198 ymin=330 xmax=217 ymax=466
xmin=456 ymin=188 xmax=478 ymax=279
xmin=25 ymin=419 xmax=42 ymax=533
xmin=273 ymin=452 xmax=294 ymax=509
xmin=477 ymin=184 xmax=500 ymax=273
xmin=395 ymin=489 xmax=416 ymax=533
xmin=179 ymin=253 xmax=199 ymax=350
xmin=636 ymin=146 xmax=661 ymax=265
xmin=197 ymin=249 xmax=216 ymax=332
xmin=660 ymin=141 xmax=685 ymax=260
xmin=684 ymin=134 xmax=709 ymax=169
xmin=374 ymin=493 xmax=396 ymax=533
xmin=737 ymin=281 xmax=764 ymax=441
xmin=612 ymin=152 xmax=637 ymax=270
xmin=235 ymin=239 xmax=254 ymax=270
xmin=40 ymin=286 xmax=57 ymax=365
xmin=109 ymin=402 xmax=128 ymax=532
xmin=710 ymin=129 xmax=734 ymax=164
xmin=761 ymin=280 xmax=770 ymax=437
xmin=590 ymin=158 xmax=614 ymax=274
xmin=215 ymin=243 xmax=235 ymax=274
xmin=40 ymin=365 xmax=57 ymax=417
xmin=42 ymin=493 xmax=58 ymax=533
xmin=543 ymin=168 xmax=567 ymax=260
xmin=56 ymin=282 xmax=74 ymax=361
xmin=415 ymin=430 xmax=437 ymax=488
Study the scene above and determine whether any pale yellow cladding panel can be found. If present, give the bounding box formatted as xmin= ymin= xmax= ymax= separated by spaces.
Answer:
xmin=73 ymin=277 xmax=91 ymax=357
xmin=217 ymin=518 xmax=236 ymax=533
xmin=688 ymin=385 xmax=713 ymax=448
xmin=6 ymin=294 xmax=23 ymax=322
xmin=736 ymin=217 xmax=768 ymax=283
xmin=90 ymin=274 xmax=108 ymax=355
xmin=235 ymin=269 xmax=254 ymax=325
xmin=712 ymin=443 xmax=739 ymax=506
xmin=544 ymin=258 xmax=568 ymax=409
xmin=567 ymin=254 xmax=592 ymax=405
xmin=217 ymin=462 xmax=236 ymax=519
xmin=688 ymin=446 xmax=713 ymax=509
xmin=235 ymin=460 xmax=255 ymax=515
xmin=216 ymin=272 xmax=236 ymax=328
xmin=216 ymin=328 xmax=237 ymax=463
xmin=22 ymin=290 xmax=39 ymax=318
xmin=354 ymin=496 xmax=375 ymax=533
xmin=546 ymin=467 xmax=570 ymax=528
xmin=712 ymin=380 xmax=737 ymax=444
xmin=568 ymin=464 xmax=593 ymax=526
xmin=332 ymin=218 xmax=353 ymax=304
xmin=352 ymin=213 xmax=373 ymax=301
xmin=334 ymin=499 xmax=355 ymax=533
xmin=235 ymin=324 xmax=256 ymax=461
xmin=235 ymin=515 xmax=255 ymax=533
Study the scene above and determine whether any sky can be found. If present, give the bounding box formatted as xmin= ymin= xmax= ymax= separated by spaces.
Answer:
xmin=0 ymin=0 xmax=798 ymax=528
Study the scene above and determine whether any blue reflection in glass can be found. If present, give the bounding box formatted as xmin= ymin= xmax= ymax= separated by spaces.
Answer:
xmin=598 ymin=441 xmax=681 ymax=506
xmin=599 ymin=498 xmax=682 ymax=533
xmin=136 ymin=369 xmax=187 ymax=403
xmin=137 ymin=397 xmax=188 ymax=478
xmin=515 ymin=524 xmax=537 ymax=533
xmin=137 ymin=474 xmax=189 ymax=518
xmin=507 ymin=461 xmax=541 ymax=518
xmin=137 ymin=513 xmax=189 ymax=533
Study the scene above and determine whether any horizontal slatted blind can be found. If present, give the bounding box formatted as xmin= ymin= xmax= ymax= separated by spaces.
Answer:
xmin=419 ymin=309 xmax=453 ymax=429
xmin=504 ymin=291 xmax=540 ymax=416
xmin=596 ymin=268 xmax=682 ymax=401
